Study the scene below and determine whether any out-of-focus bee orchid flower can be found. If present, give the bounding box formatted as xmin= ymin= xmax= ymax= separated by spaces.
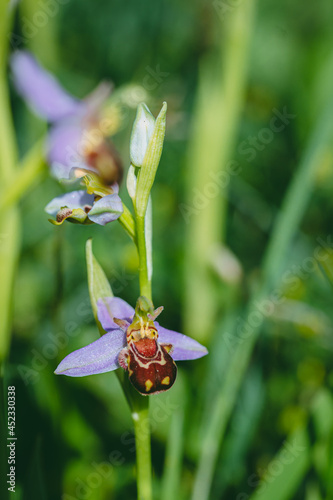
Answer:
xmin=54 ymin=296 xmax=208 ymax=395
xmin=11 ymin=50 xmax=122 ymax=185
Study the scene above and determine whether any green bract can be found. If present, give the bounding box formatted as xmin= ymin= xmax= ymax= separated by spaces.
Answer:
xmin=135 ymin=102 xmax=167 ymax=218
xmin=86 ymin=239 xmax=113 ymax=334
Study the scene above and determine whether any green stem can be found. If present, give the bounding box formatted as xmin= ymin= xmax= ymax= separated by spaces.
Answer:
xmin=118 ymin=203 xmax=136 ymax=242
xmin=132 ymin=240 xmax=152 ymax=500
xmin=132 ymin=399 xmax=152 ymax=500
xmin=114 ymin=369 xmax=152 ymax=500
xmin=132 ymin=195 xmax=153 ymax=500
xmin=136 ymin=214 xmax=151 ymax=301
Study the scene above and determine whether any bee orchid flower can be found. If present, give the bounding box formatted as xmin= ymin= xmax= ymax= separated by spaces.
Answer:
xmin=55 ymin=296 xmax=208 ymax=395
xmin=11 ymin=50 xmax=122 ymax=185
xmin=45 ymin=187 xmax=123 ymax=226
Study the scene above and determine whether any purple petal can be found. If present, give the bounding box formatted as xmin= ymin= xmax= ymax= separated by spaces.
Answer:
xmin=11 ymin=51 xmax=83 ymax=122
xmin=97 ymin=297 xmax=134 ymax=331
xmin=157 ymin=324 xmax=208 ymax=361
xmin=47 ymin=120 xmax=85 ymax=176
xmin=88 ymin=194 xmax=123 ymax=226
xmin=45 ymin=190 xmax=94 ymax=216
xmin=54 ymin=330 xmax=126 ymax=377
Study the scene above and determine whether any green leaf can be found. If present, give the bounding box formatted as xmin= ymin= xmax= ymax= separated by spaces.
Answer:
xmin=213 ymin=368 xmax=265 ymax=495
xmin=145 ymin=196 xmax=153 ymax=281
xmin=135 ymin=102 xmax=167 ymax=218
xmin=249 ymin=428 xmax=310 ymax=500
xmin=85 ymin=239 xmax=113 ymax=334
xmin=311 ymin=389 xmax=333 ymax=493
xmin=0 ymin=209 xmax=20 ymax=363
xmin=312 ymin=389 xmax=333 ymax=440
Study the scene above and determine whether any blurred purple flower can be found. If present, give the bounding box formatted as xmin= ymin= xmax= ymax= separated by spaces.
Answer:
xmin=11 ymin=50 xmax=122 ymax=184
xmin=54 ymin=297 xmax=208 ymax=377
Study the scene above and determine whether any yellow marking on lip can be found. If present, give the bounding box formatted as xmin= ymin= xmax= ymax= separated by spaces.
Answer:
xmin=161 ymin=376 xmax=170 ymax=385
xmin=145 ymin=379 xmax=153 ymax=392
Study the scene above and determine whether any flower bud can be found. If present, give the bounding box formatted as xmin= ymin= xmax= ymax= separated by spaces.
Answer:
xmin=135 ymin=102 xmax=167 ymax=218
xmin=130 ymin=103 xmax=155 ymax=167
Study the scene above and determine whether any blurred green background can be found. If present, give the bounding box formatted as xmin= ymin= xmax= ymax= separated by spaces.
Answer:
xmin=2 ymin=0 xmax=333 ymax=499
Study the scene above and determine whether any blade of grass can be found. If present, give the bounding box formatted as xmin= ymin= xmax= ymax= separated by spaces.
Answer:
xmin=191 ymin=98 xmax=333 ymax=500
xmin=212 ymin=368 xmax=264 ymax=496
xmin=0 ymin=211 xmax=20 ymax=362
xmin=311 ymin=389 xmax=333 ymax=498
xmin=19 ymin=0 xmax=59 ymax=68
xmin=183 ymin=0 xmax=257 ymax=343
xmin=249 ymin=427 xmax=310 ymax=500
xmin=0 ymin=138 xmax=46 ymax=212
xmin=0 ymin=2 xmax=20 ymax=365
xmin=161 ymin=407 xmax=185 ymax=500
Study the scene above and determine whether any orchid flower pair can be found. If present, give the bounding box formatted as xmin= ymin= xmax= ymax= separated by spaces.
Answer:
xmin=11 ymin=51 xmax=124 ymax=226
xmin=12 ymin=50 xmax=208 ymax=396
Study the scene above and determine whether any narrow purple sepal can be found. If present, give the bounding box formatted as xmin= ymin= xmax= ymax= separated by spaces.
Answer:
xmin=54 ymin=330 xmax=126 ymax=377
xmin=11 ymin=51 xmax=83 ymax=122
xmin=157 ymin=324 xmax=208 ymax=361
xmin=97 ymin=297 xmax=134 ymax=331
xmin=88 ymin=194 xmax=123 ymax=226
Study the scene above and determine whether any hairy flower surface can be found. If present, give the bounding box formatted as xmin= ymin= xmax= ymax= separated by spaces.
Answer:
xmin=55 ymin=296 xmax=208 ymax=394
